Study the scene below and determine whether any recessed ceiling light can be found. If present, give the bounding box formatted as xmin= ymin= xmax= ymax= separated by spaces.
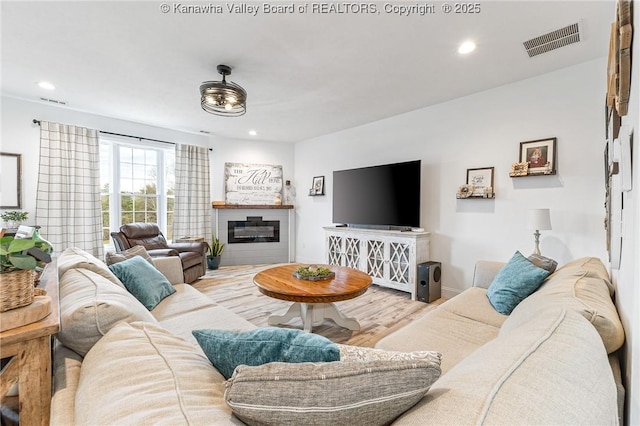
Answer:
xmin=458 ymin=40 xmax=476 ymax=55
xmin=37 ymin=81 xmax=56 ymax=90
xmin=248 ymin=130 xmax=257 ymax=136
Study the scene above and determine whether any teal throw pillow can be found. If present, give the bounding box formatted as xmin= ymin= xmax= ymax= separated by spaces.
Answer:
xmin=192 ymin=327 xmax=340 ymax=379
xmin=486 ymin=251 xmax=550 ymax=315
xmin=108 ymin=255 xmax=175 ymax=310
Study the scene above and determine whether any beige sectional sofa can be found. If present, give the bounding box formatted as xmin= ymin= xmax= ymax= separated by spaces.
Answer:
xmin=51 ymin=249 xmax=625 ymax=425
xmin=376 ymin=257 xmax=625 ymax=424
xmin=51 ymin=247 xmax=256 ymax=425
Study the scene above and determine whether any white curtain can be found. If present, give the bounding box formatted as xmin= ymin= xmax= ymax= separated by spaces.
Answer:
xmin=36 ymin=121 xmax=103 ymax=258
xmin=173 ymin=144 xmax=211 ymax=241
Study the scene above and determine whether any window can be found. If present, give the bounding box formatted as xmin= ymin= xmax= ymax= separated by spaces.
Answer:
xmin=100 ymin=138 xmax=175 ymax=246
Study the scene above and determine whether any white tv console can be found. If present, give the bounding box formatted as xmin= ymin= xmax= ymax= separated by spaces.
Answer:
xmin=324 ymin=226 xmax=430 ymax=300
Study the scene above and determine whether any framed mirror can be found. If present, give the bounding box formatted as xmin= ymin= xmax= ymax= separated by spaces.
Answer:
xmin=1 ymin=152 xmax=22 ymax=208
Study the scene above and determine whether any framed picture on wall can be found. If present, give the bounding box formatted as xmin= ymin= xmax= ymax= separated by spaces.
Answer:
xmin=519 ymin=137 xmax=557 ymax=175
xmin=0 ymin=152 xmax=22 ymax=209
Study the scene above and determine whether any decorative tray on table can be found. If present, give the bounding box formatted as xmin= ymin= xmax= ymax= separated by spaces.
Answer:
xmin=293 ymin=265 xmax=335 ymax=281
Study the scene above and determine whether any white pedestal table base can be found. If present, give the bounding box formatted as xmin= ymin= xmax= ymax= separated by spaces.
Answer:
xmin=268 ymin=302 xmax=360 ymax=333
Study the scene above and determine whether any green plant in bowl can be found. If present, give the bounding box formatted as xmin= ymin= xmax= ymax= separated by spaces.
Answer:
xmin=294 ymin=265 xmax=335 ymax=280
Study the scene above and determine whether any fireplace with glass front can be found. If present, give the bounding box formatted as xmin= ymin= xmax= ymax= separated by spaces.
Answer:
xmin=228 ymin=216 xmax=280 ymax=244
xmin=212 ymin=204 xmax=295 ymax=266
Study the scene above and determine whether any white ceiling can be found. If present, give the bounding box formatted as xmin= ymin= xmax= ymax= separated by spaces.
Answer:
xmin=1 ymin=1 xmax=613 ymax=143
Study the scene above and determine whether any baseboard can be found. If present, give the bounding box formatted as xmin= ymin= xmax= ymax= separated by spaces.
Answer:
xmin=441 ymin=286 xmax=462 ymax=299
xmin=295 ymin=257 xmax=324 ymax=265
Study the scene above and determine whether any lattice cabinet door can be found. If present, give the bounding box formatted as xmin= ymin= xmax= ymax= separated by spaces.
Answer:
xmin=388 ymin=241 xmax=411 ymax=285
xmin=366 ymin=239 xmax=385 ymax=279
xmin=343 ymin=237 xmax=361 ymax=269
xmin=327 ymin=235 xmax=343 ymax=266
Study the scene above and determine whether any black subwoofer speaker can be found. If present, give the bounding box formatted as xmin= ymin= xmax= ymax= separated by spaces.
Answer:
xmin=417 ymin=261 xmax=441 ymax=303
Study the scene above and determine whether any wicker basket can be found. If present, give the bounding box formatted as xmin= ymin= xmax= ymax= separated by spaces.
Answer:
xmin=0 ymin=269 xmax=35 ymax=312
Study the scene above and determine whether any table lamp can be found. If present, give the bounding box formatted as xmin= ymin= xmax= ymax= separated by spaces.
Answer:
xmin=527 ymin=209 xmax=551 ymax=255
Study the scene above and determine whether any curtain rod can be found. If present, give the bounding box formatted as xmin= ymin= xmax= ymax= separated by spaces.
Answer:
xmin=33 ymin=119 xmax=174 ymax=146
xmin=33 ymin=119 xmax=213 ymax=151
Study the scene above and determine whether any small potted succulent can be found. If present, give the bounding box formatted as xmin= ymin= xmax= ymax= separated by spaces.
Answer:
xmin=1 ymin=211 xmax=28 ymax=229
xmin=207 ymin=235 xmax=225 ymax=270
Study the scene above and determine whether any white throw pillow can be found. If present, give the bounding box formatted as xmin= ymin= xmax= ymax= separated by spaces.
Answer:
xmin=75 ymin=322 xmax=233 ymax=425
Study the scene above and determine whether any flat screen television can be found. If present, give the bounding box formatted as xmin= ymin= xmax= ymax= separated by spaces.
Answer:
xmin=332 ymin=160 xmax=421 ymax=230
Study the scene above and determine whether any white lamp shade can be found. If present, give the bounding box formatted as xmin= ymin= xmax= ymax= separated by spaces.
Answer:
xmin=527 ymin=209 xmax=551 ymax=230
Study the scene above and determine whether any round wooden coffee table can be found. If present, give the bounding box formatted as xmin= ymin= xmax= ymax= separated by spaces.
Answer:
xmin=253 ymin=264 xmax=372 ymax=332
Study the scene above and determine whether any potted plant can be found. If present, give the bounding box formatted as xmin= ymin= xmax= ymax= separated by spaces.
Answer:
xmin=207 ymin=235 xmax=225 ymax=270
xmin=1 ymin=211 xmax=29 ymax=229
xmin=0 ymin=234 xmax=52 ymax=311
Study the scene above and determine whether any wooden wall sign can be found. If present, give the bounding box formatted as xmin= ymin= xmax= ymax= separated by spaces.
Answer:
xmin=607 ymin=0 xmax=633 ymax=117
xmin=224 ymin=162 xmax=283 ymax=205
xmin=604 ymin=0 xmax=632 ymax=269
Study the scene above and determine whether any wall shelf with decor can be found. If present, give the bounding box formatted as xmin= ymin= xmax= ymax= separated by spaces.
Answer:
xmin=211 ymin=202 xmax=294 ymax=209
xmin=509 ymin=171 xmax=557 ymax=178
xmin=509 ymin=137 xmax=557 ymax=178
xmin=456 ymin=194 xmax=496 ymax=199
xmin=308 ymin=176 xmax=325 ymax=196
xmin=456 ymin=167 xmax=494 ymax=199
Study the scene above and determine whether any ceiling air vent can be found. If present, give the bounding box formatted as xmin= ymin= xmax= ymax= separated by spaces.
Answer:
xmin=523 ymin=22 xmax=581 ymax=58
xmin=40 ymin=97 xmax=67 ymax=105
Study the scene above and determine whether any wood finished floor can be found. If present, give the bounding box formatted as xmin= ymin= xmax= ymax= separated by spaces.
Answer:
xmin=193 ymin=264 xmax=445 ymax=347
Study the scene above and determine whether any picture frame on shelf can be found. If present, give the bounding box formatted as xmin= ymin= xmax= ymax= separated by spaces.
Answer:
xmin=509 ymin=162 xmax=529 ymax=177
xmin=519 ymin=137 xmax=557 ymax=175
xmin=311 ymin=176 xmax=325 ymax=196
xmin=466 ymin=167 xmax=494 ymax=197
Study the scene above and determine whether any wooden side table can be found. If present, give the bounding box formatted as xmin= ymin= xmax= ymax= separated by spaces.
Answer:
xmin=0 ymin=263 xmax=59 ymax=426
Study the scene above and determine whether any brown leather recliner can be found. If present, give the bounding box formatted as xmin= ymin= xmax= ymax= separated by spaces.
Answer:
xmin=110 ymin=223 xmax=208 ymax=284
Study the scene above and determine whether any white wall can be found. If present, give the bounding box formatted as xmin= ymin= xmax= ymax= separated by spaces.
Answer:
xmin=0 ymin=96 xmax=295 ymax=230
xmin=294 ymin=58 xmax=607 ymax=298
xmin=610 ymin=2 xmax=640 ymax=424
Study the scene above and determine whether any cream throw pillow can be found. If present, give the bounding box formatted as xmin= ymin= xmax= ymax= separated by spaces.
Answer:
xmin=104 ymin=245 xmax=154 ymax=266
xmin=57 ymin=246 xmax=125 ymax=288
xmin=75 ymin=321 xmax=234 ymax=425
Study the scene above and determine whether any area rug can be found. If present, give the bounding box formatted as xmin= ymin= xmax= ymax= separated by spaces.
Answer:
xmin=193 ymin=264 xmax=443 ymax=347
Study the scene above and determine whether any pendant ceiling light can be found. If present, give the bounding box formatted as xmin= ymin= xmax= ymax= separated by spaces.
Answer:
xmin=200 ymin=64 xmax=247 ymax=116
